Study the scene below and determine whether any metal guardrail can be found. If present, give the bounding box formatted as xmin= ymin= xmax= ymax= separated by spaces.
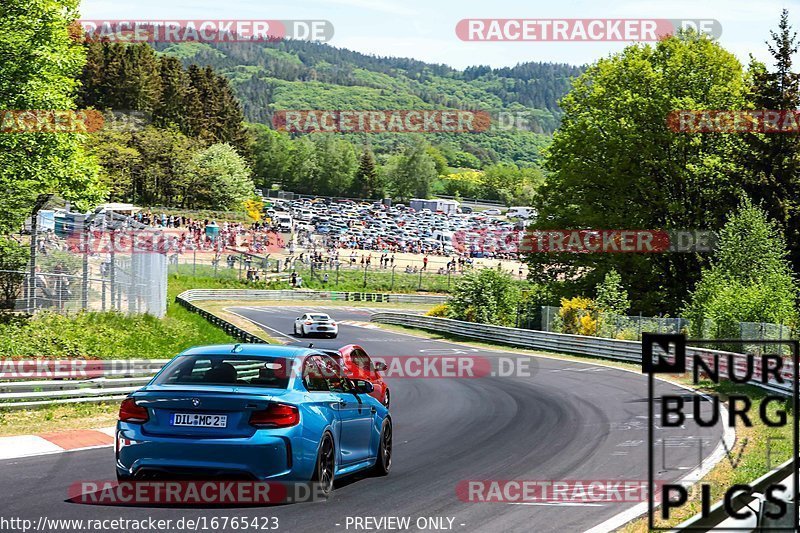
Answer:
xmin=0 ymin=362 xmax=170 ymax=410
xmin=176 ymin=289 xmax=448 ymax=305
xmin=369 ymin=312 xmax=795 ymax=396
xmin=672 ymin=458 xmax=796 ymax=531
xmin=0 ymin=289 xmax=442 ymax=410
xmin=175 ymin=293 xmax=268 ymax=345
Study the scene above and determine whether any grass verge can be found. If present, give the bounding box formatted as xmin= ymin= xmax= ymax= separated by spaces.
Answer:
xmin=0 ymin=402 xmax=118 ymax=437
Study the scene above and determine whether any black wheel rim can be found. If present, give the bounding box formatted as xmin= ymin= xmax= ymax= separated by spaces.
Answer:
xmin=384 ymin=390 xmax=390 ymax=407
xmin=318 ymin=437 xmax=334 ymax=492
xmin=382 ymin=424 xmax=392 ymax=470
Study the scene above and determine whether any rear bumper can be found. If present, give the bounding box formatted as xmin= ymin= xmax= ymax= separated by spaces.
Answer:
xmin=116 ymin=423 xmax=305 ymax=481
xmin=305 ymin=325 xmax=338 ymax=335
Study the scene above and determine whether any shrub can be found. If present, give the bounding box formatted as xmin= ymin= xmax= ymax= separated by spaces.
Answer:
xmin=447 ymin=267 xmax=519 ymax=325
xmin=684 ymin=198 xmax=799 ymax=337
xmin=558 ymin=296 xmax=597 ymax=335
xmin=426 ymin=303 xmax=449 ymax=317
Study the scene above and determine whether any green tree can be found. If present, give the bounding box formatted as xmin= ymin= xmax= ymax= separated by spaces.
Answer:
xmin=481 ymin=163 xmax=544 ymax=204
xmin=185 ymin=143 xmax=254 ymax=209
xmin=249 ymin=124 xmax=292 ymax=190
xmin=352 ymin=147 xmax=381 ymax=198
xmin=135 ymin=126 xmax=199 ymax=206
xmin=595 ymin=269 xmax=630 ymax=315
xmin=0 ymin=0 xmax=103 ymax=233
xmin=388 ymin=139 xmax=437 ymax=201
xmin=86 ymin=129 xmax=142 ymax=201
xmin=287 ymin=137 xmax=318 ymax=194
xmin=447 ymin=267 xmax=519 ymax=325
xmin=154 ymin=56 xmax=188 ymax=130
xmin=684 ymin=198 xmax=799 ymax=337
xmin=314 ymin=135 xmax=356 ymax=196
xmin=740 ymin=9 xmax=800 ymax=272
xmin=426 ymin=145 xmax=448 ymax=175
xmin=528 ymin=32 xmax=748 ymax=314
xmin=0 ymin=237 xmax=29 ymax=309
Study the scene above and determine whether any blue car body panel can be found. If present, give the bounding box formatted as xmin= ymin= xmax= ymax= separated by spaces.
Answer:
xmin=116 ymin=344 xmax=389 ymax=482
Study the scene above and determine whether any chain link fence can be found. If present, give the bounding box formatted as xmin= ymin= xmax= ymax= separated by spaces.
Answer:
xmin=3 ymin=211 xmax=168 ymax=317
xmin=537 ymin=305 xmax=790 ymax=353
xmin=165 ymin=250 xmax=463 ymax=292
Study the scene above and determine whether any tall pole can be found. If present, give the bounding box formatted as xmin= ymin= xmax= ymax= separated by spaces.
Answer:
xmin=82 ymin=218 xmax=90 ymax=310
xmin=28 ymin=214 xmax=37 ymax=312
xmin=110 ymin=229 xmax=116 ymax=310
xmin=28 ymin=194 xmax=53 ymax=312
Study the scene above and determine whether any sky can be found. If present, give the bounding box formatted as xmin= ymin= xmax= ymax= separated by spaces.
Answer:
xmin=80 ymin=0 xmax=800 ymax=70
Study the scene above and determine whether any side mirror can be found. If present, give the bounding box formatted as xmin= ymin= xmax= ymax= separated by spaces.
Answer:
xmin=373 ymin=362 xmax=388 ymax=372
xmin=352 ymin=379 xmax=374 ymax=394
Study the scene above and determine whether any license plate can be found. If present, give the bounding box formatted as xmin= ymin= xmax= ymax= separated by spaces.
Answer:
xmin=171 ymin=413 xmax=228 ymax=428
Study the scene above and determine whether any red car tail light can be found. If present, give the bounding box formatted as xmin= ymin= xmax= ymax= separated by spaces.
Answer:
xmin=304 ymin=321 xmax=313 ymax=325
xmin=119 ymin=398 xmax=149 ymax=423
xmin=250 ymin=403 xmax=300 ymax=428
xmin=330 ymin=322 xmax=336 ymax=326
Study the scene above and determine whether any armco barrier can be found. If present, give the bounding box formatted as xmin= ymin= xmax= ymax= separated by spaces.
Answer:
xmin=0 ymin=362 xmax=169 ymax=410
xmin=0 ymin=289 xmax=442 ymax=410
xmin=369 ymin=312 xmax=795 ymax=396
xmin=176 ymin=288 xmax=447 ymax=305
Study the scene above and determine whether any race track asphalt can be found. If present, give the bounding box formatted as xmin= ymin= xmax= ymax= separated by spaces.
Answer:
xmin=0 ymin=306 xmax=724 ymax=533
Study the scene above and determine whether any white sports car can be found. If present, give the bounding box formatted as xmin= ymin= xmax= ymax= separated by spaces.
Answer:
xmin=293 ymin=313 xmax=339 ymax=338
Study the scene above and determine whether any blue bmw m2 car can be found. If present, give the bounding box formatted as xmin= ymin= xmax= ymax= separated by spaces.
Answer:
xmin=116 ymin=344 xmax=392 ymax=495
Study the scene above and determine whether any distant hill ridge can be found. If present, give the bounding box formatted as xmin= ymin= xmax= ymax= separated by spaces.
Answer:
xmin=152 ymin=39 xmax=584 ymax=133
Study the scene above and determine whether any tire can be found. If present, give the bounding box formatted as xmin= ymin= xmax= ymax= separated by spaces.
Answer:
xmin=312 ymin=433 xmax=335 ymax=497
xmin=116 ymin=471 xmax=132 ymax=484
xmin=300 ymin=325 xmax=306 ymax=338
xmin=372 ymin=419 xmax=392 ymax=476
xmin=330 ymin=333 xmax=338 ymax=339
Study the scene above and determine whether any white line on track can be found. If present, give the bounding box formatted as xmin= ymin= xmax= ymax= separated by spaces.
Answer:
xmin=224 ymin=308 xmax=296 ymax=343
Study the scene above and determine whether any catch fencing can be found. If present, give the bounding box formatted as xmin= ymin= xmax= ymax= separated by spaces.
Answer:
xmin=540 ymin=305 xmax=791 ymax=354
xmin=6 ymin=211 xmax=168 ymax=316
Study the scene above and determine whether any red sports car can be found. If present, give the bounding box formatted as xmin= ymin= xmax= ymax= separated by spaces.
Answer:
xmin=324 ymin=344 xmax=390 ymax=407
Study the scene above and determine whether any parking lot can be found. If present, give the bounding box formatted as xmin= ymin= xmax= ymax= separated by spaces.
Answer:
xmin=269 ymin=197 xmax=528 ymax=263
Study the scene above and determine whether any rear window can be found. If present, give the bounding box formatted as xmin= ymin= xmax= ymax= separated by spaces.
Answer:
xmin=153 ymin=355 xmax=292 ymax=388
xmin=309 ymin=314 xmax=330 ymax=321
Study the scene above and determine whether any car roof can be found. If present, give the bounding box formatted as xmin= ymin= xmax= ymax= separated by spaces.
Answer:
xmin=179 ymin=344 xmax=318 ymax=359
